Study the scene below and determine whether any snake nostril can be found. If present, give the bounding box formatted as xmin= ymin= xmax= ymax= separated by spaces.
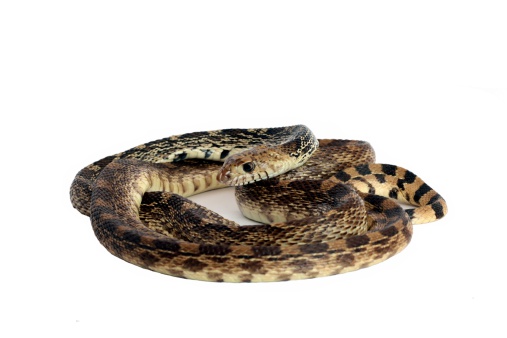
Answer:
xmin=217 ymin=170 xmax=230 ymax=183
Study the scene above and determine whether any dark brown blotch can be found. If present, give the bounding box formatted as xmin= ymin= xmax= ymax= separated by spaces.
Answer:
xmin=289 ymin=259 xmax=316 ymax=273
xmin=384 ymin=207 xmax=403 ymax=219
xmin=167 ymin=269 xmax=185 ymax=279
xmin=209 ymin=256 xmax=230 ymax=263
xmin=252 ymin=246 xmax=282 ymax=257
xmin=379 ymin=226 xmax=399 ymax=238
xmin=401 ymin=225 xmax=412 ymax=241
xmin=139 ymin=251 xmax=160 ymax=266
xmin=199 ymin=243 xmax=232 ymax=256
xmin=206 ymin=272 xmax=224 ymax=282
xmin=121 ymin=229 xmax=142 ymax=244
xmin=299 ymin=242 xmax=329 ymax=254
xmin=182 ymin=258 xmax=208 ymax=272
xmin=336 ymin=253 xmax=355 ymax=266
xmin=345 ymin=235 xmax=370 ymax=248
xmin=152 ymin=239 xmax=180 ymax=252
xmin=240 ymin=261 xmax=265 ymax=273
xmin=239 ymin=274 xmax=253 ymax=283
xmin=277 ymin=274 xmax=293 ymax=282
xmin=373 ymin=245 xmax=390 ymax=257
xmin=372 ymin=238 xmax=390 ymax=246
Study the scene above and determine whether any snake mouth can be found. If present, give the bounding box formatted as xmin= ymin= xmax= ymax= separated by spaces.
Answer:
xmin=217 ymin=169 xmax=270 ymax=186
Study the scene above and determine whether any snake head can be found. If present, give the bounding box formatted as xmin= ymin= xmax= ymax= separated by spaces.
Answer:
xmin=218 ymin=146 xmax=291 ymax=186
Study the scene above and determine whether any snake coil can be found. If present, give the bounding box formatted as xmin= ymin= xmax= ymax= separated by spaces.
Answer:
xmin=70 ymin=125 xmax=447 ymax=282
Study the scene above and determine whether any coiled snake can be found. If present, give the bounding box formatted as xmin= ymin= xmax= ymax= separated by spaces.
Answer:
xmin=70 ymin=125 xmax=447 ymax=282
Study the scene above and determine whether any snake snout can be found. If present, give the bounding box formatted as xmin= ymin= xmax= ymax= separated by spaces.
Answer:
xmin=217 ymin=169 xmax=231 ymax=184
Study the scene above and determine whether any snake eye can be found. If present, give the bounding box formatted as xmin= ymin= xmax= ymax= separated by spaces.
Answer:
xmin=242 ymin=162 xmax=255 ymax=173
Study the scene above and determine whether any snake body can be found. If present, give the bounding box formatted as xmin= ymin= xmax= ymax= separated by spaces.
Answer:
xmin=70 ymin=125 xmax=447 ymax=282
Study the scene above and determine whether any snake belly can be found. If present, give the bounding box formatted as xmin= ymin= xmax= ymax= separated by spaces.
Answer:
xmin=70 ymin=125 xmax=447 ymax=282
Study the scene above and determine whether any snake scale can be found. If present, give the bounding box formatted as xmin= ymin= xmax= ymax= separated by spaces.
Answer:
xmin=70 ymin=125 xmax=447 ymax=282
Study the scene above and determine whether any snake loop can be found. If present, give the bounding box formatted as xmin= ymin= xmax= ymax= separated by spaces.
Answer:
xmin=70 ymin=125 xmax=447 ymax=282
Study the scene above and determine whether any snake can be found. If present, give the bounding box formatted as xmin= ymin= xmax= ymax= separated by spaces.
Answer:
xmin=70 ymin=124 xmax=447 ymax=282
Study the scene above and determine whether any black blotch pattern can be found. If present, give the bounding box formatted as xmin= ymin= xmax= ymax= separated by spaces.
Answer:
xmin=414 ymin=183 xmax=432 ymax=203
xmin=363 ymin=194 xmax=387 ymax=206
xmin=403 ymin=170 xmax=417 ymax=184
xmin=356 ymin=164 xmax=372 ymax=175
xmin=220 ymin=149 xmax=230 ymax=159
xmin=396 ymin=178 xmax=405 ymax=190
xmin=375 ymin=174 xmax=386 ymax=183
xmin=428 ymin=194 xmax=442 ymax=205
xmin=389 ymin=188 xmax=399 ymax=199
xmin=174 ymin=152 xmax=187 ymax=162
xmin=203 ymin=149 xmax=213 ymax=159
xmin=384 ymin=207 xmax=403 ymax=219
xmin=334 ymin=170 xmax=352 ymax=182
xmin=381 ymin=164 xmax=398 ymax=176
xmin=431 ymin=202 xmax=446 ymax=219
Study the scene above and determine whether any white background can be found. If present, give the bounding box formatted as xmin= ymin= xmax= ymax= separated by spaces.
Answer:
xmin=1 ymin=1 xmax=506 ymax=337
